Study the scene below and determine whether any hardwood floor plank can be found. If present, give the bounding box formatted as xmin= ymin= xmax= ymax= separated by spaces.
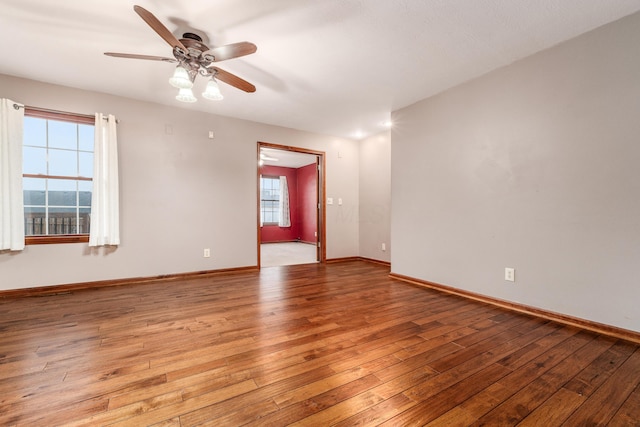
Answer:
xmin=515 ymin=388 xmax=585 ymax=426
xmin=607 ymin=380 xmax=640 ymax=426
xmin=401 ymin=323 xmax=555 ymax=404
xmin=333 ymin=393 xmax=416 ymax=427
xmin=238 ymin=374 xmax=383 ymax=426
xmin=194 ymin=398 xmax=280 ymax=427
xmin=476 ymin=332 xmax=609 ymax=425
xmin=424 ymin=382 xmax=513 ymax=427
xmin=272 ymin=366 xmax=373 ymax=408
xmin=562 ymin=338 xmax=638 ymax=396
xmin=563 ymin=346 xmax=640 ymax=425
xmin=379 ymin=363 xmax=511 ymax=426
xmin=1 ymin=261 xmax=639 ymax=425
xmin=107 ymin=380 xmax=257 ymax=427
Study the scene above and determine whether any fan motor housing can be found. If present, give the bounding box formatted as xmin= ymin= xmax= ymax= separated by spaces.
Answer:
xmin=180 ymin=32 xmax=209 ymax=55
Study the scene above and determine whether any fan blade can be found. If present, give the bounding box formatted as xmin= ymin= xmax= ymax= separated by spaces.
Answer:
xmin=104 ymin=52 xmax=177 ymax=63
xmin=202 ymin=42 xmax=257 ymax=62
xmin=133 ymin=5 xmax=187 ymax=53
xmin=210 ymin=67 xmax=256 ymax=93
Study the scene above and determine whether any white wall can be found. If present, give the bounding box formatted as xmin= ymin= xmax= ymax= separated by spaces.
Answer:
xmin=0 ymin=75 xmax=359 ymax=290
xmin=391 ymin=12 xmax=640 ymax=332
xmin=359 ymin=131 xmax=391 ymax=262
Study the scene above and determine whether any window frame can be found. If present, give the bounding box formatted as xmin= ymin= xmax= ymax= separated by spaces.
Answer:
xmin=23 ymin=108 xmax=95 ymax=245
xmin=260 ymin=175 xmax=280 ymax=226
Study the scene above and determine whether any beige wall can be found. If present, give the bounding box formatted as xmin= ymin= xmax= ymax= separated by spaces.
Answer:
xmin=391 ymin=12 xmax=640 ymax=332
xmin=359 ymin=130 xmax=391 ymax=263
xmin=0 ymin=75 xmax=360 ymax=289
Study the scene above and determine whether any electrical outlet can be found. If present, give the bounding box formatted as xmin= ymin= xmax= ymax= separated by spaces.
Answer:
xmin=203 ymin=248 xmax=211 ymax=258
xmin=505 ymin=267 xmax=515 ymax=282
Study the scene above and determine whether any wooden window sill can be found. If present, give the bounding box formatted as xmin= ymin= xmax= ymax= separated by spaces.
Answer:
xmin=26 ymin=235 xmax=89 ymax=245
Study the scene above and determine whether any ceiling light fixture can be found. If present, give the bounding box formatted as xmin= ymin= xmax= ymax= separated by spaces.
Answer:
xmin=105 ymin=6 xmax=257 ymax=104
xmin=175 ymin=87 xmax=197 ymax=103
xmin=168 ymin=65 xmax=194 ymax=89
xmin=202 ymin=77 xmax=224 ymax=100
xmin=165 ymin=32 xmax=243 ymax=103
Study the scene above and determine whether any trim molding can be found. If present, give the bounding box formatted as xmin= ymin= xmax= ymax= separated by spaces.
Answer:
xmin=359 ymin=257 xmax=391 ymax=267
xmin=0 ymin=266 xmax=258 ymax=298
xmin=326 ymin=256 xmax=390 ymax=267
xmin=326 ymin=256 xmax=361 ymax=264
xmin=389 ymin=272 xmax=640 ymax=344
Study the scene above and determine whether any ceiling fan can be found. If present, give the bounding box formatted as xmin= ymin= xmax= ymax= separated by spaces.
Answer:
xmin=105 ymin=5 xmax=256 ymax=102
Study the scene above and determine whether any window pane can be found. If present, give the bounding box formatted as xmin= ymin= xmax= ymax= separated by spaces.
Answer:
xmin=24 ymin=177 xmax=46 ymax=206
xmin=79 ymin=180 xmax=92 ymax=207
xmin=79 ymin=152 xmax=93 ymax=178
xmin=24 ymin=117 xmax=46 ymax=147
xmin=48 ymin=179 xmax=77 ymax=207
xmin=78 ymin=124 xmax=94 ymax=152
xmin=48 ymin=121 xmax=77 ymax=150
xmin=260 ymin=177 xmax=280 ymax=201
xmin=79 ymin=207 xmax=91 ymax=234
xmin=48 ymin=207 xmax=77 ymax=235
xmin=23 ymin=177 xmax=46 ymax=192
xmin=24 ymin=206 xmax=46 ymax=236
xmin=48 ymin=148 xmax=78 ymax=176
xmin=23 ymin=146 xmax=47 ymax=174
xmin=262 ymin=200 xmax=279 ymax=224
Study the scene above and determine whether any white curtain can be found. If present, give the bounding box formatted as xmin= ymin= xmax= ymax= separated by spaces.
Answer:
xmin=278 ymin=175 xmax=291 ymax=227
xmin=89 ymin=113 xmax=120 ymax=246
xmin=0 ymin=99 xmax=25 ymax=251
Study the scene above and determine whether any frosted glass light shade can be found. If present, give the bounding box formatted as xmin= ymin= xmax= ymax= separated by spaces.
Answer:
xmin=175 ymin=88 xmax=197 ymax=103
xmin=202 ymin=79 xmax=223 ymax=100
xmin=169 ymin=66 xmax=193 ymax=89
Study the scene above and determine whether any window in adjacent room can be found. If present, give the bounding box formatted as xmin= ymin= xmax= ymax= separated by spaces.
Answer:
xmin=260 ymin=176 xmax=280 ymax=225
xmin=22 ymin=109 xmax=94 ymax=244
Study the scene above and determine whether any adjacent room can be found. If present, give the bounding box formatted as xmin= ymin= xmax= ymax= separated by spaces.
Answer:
xmin=1 ymin=1 xmax=640 ymax=425
xmin=259 ymin=146 xmax=320 ymax=267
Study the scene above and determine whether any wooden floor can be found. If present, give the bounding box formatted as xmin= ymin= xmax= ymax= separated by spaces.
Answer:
xmin=1 ymin=261 xmax=639 ymax=426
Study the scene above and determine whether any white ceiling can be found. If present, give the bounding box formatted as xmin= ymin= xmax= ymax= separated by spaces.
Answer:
xmin=260 ymin=147 xmax=316 ymax=168
xmin=2 ymin=0 xmax=640 ymax=140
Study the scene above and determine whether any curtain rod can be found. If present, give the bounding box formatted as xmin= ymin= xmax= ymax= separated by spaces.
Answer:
xmin=12 ymin=103 xmax=120 ymax=123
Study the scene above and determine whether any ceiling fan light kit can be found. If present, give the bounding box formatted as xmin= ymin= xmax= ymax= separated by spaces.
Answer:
xmin=202 ymin=78 xmax=224 ymax=101
xmin=176 ymin=87 xmax=197 ymax=103
xmin=168 ymin=65 xmax=194 ymax=89
xmin=105 ymin=5 xmax=256 ymax=103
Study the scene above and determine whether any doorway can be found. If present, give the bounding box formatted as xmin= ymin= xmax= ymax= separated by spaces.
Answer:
xmin=257 ymin=142 xmax=326 ymax=268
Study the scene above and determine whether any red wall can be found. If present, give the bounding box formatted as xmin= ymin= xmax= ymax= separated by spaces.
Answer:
xmin=260 ymin=165 xmax=299 ymax=242
xmin=297 ymin=163 xmax=317 ymax=243
xmin=260 ymin=163 xmax=317 ymax=244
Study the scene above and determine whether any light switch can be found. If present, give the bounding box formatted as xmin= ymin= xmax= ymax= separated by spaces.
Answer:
xmin=338 ymin=198 xmax=343 ymax=205
xmin=327 ymin=197 xmax=333 ymax=205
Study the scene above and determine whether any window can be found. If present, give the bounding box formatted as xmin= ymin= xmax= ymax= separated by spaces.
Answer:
xmin=260 ymin=176 xmax=280 ymax=225
xmin=23 ymin=109 xmax=94 ymax=244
